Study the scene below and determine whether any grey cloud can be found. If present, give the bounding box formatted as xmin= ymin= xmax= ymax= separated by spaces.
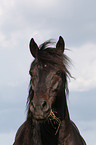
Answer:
xmin=1 ymin=0 xmax=96 ymax=47
xmin=68 ymin=89 xmax=96 ymax=121
xmin=68 ymin=89 xmax=96 ymax=144
xmin=0 ymin=84 xmax=27 ymax=132
xmin=0 ymin=108 xmax=25 ymax=133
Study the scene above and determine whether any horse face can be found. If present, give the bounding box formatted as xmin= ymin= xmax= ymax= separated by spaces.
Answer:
xmin=29 ymin=61 xmax=63 ymax=120
xmin=28 ymin=36 xmax=68 ymax=120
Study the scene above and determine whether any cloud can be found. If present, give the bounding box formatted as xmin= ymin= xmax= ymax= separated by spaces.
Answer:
xmin=0 ymin=83 xmax=27 ymax=132
xmin=68 ymin=89 xmax=96 ymax=145
xmin=76 ymin=120 xmax=96 ymax=145
xmin=79 ymin=120 xmax=96 ymax=145
xmin=68 ymin=89 xmax=96 ymax=121
xmin=0 ymin=0 xmax=96 ymax=48
xmin=0 ymin=131 xmax=15 ymax=145
xmin=66 ymin=43 xmax=96 ymax=91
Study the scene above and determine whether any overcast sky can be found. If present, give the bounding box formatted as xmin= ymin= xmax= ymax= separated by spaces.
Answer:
xmin=0 ymin=0 xmax=96 ymax=145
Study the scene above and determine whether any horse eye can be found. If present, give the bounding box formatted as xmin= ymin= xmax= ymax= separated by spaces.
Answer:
xmin=56 ymin=70 xmax=63 ymax=76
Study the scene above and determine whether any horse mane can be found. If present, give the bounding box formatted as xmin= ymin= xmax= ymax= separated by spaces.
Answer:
xmin=26 ymin=40 xmax=71 ymax=117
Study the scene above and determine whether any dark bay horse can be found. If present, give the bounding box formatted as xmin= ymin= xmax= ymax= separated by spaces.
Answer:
xmin=13 ymin=36 xmax=86 ymax=145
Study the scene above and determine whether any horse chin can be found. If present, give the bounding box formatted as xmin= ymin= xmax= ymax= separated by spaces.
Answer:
xmin=34 ymin=117 xmax=45 ymax=121
xmin=33 ymin=109 xmax=52 ymax=121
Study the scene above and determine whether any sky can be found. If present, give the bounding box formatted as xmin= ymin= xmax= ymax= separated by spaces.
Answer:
xmin=0 ymin=0 xmax=96 ymax=144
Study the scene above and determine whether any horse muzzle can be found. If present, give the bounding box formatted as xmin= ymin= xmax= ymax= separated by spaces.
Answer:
xmin=30 ymin=97 xmax=50 ymax=120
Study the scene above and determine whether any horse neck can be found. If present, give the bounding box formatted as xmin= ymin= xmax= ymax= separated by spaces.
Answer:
xmin=31 ymin=120 xmax=42 ymax=145
xmin=26 ymin=94 xmax=70 ymax=145
xmin=27 ymin=118 xmax=58 ymax=145
xmin=30 ymin=94 xmax=70 ymax=145
xmin=54 ymin=89 xmax=70 ymax=121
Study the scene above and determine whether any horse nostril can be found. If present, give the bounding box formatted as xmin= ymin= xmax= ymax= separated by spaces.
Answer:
xmin=30 ymin=99 xmax=48 ymax=113
xmin=42 ymin=101 xmax=47 ymax=108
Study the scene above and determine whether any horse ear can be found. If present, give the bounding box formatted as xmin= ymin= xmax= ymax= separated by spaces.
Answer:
xmin=29 ymin=38 xmax=39 ymax=58
xmin=56 ymin=36 xmax=65 ymax=53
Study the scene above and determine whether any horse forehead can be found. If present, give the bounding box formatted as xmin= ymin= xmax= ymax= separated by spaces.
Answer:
xmin=46 ymin=70 xmax=55 ymax=79
xmin=33 ymin=69 xmax=55 ymax=90
xmin=38 ymin=69 xmax=53 ymax=83
xmin=32 ymin=61 xmax=57 ymax=81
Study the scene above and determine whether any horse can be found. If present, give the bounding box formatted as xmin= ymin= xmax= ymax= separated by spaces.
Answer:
xmin=13 ymin=36 xmax=86 ymax=145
